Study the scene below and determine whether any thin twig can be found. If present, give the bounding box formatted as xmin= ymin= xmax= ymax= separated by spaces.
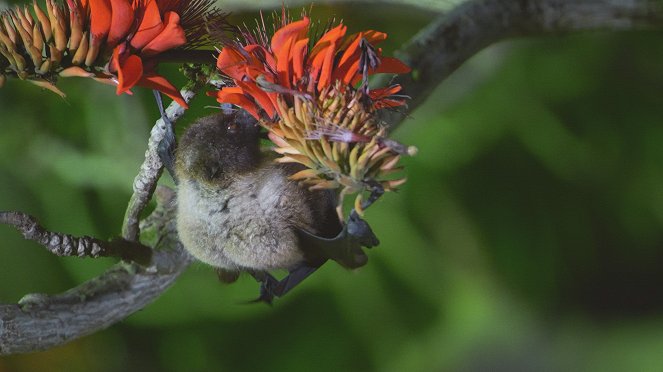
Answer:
xmin=0 ymin=211 xmax=151 ymax=264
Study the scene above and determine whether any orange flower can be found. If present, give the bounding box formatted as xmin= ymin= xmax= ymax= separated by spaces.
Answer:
xmin=214 ymin=13 xmax=414 ymax=217
xmin=104 ymin=0 xmax=189 ymax=106
xmin=0 ymin=0 xmax=226 ymax=107
xmin=215 ymin=15 xmax=410 ymax=120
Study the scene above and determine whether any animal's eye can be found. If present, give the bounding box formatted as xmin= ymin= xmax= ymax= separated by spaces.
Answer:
xmin=227 ymin=122 xmax=239 ymax=133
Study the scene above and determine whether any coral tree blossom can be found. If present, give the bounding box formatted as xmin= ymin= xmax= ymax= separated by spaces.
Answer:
xmin=215 ymin=14 xmax=409 ymax=119
xmin=0 ymin=0 xmax=225 ymax=106
xmin=215 ymin=12 xmax=415 ymax=216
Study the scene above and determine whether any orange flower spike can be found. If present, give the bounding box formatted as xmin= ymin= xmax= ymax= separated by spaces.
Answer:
xmin=211 ymin=12 xmax=414 ymax=215
xmin=3 ymin=0 xmax=228 ymax=108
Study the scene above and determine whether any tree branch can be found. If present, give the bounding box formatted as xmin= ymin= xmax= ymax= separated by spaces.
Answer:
xmin=382 ymin=0 xmax=663 ymax=130
xmin=0 ymin=187 xmax=191 ymax=355
xmin=121 ymin=88 xmax=197 ymax=242
xmin=0 ymin=212 xmax=151 ymax=264
xmin=3 ymin=0 xmax=663 ymax=355
xmin=220 ymin=0 xmax=453 ymax=12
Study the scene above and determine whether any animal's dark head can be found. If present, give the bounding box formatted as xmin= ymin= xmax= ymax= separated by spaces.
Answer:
xmin=176 ymin=110 xmax=262 ymax=183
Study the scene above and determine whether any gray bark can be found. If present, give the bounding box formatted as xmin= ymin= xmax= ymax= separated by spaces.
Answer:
xmin=1 ymin=187 xmax=193 ymax=354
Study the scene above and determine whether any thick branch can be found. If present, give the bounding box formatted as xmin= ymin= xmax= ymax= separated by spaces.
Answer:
xmin=382 ymin=0 xmax=663 ymax=129
xmin=220 ymin=0 xmax=452 ymax=12
xmin=0 ymin=187 xmax=191 ymax=355
xmin=3 ymin=0 xmax=663 ymax=355
xmin=0 ymin=212 xmax=151 ymax=264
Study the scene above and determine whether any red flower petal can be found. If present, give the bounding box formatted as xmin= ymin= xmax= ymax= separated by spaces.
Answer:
xmin=361 ymin=30 xmax=388 ymax=44
xmin=138 ymin=73 xmax=188 ymax=108
xmin=217 ymin=45 xmax=274 ymax=83
xmin=88 ymin=0 xmax=112 ymax=39
xmin=106 ymin=0 xmax=134 ymax=47
xmin=244 ymin=45 xmax=275 ymax=79
xmin=370 ymin=85 xmax=407 ymax=108
xmin=116 ymin=53 xmax=143 ymax=95
xmin=308 ymin=23 xmax=346 ymax=91
xmin=216 ymin=46 xmax=248 ymax=80
xmin=237 ymin=81 xmax=276 ymax=119
xmin=291 ymin=38 xmax=308 ymax=83
xmin=271 ymin=17 xmax=309 ymax=53
xmin=272 ymin=17 xmax=309 ymax=88
xmin=141 ymin=11 xmax=186 ymax=56
xmin=153 ymin=0 xmax=180 ymax=14
xmin=108 ymin=42 xmax=125 ymax=73
xmin=216 ymin=87 xmax=261 ymax=120
xmin=373 ymin=98 xmax=407 ymax=109
xmin=130 ymin=0 xmax=164 ymax=50
xmin=374 ymin=56 xmax=411 ymax=74
xmin=335 ymin=34 xmax=362 ymax=84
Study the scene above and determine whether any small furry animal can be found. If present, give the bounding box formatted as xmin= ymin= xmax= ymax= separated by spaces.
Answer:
xmin=174 ymin=111 xmax=346 ymax=286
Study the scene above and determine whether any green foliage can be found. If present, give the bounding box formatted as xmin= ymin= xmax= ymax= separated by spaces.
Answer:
xmin=2 ymin=5 xmax=663 ymax=372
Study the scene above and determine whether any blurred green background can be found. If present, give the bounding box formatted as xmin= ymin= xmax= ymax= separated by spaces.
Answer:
xmin=3 ymin=1 xmax=663 ymax=371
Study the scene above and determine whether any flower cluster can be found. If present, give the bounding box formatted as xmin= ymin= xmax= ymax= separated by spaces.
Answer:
xmin=0 ymin=0 xmax=226 ymax=106
xmin=214 ymin=13 xmax=414 ymax=216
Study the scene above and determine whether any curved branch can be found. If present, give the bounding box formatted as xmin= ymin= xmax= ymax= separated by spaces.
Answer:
xmin=3 ymin=0 xmax=663 ymax=355
xmin=220 ymin=0 xmax=452 ymax=12
xmin=121 ymin=88 xmax=197 ymax=241
xmin=382 ymin=0 xmax=663 ymax=129
xmin=0 ymin=187 xmax=192 ymax=355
